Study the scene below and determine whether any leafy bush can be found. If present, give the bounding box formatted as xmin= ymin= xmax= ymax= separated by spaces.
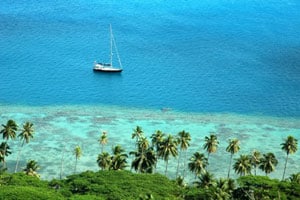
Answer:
xmin=0 ymin=186 xmax=64 ymax=200
xmin=1 ymin=172 xmax=48 ymax=187
xmin=235 ymin=175 xmax=300 ymax=200
xmin=59 ymin=170 xmax=182 ymax=199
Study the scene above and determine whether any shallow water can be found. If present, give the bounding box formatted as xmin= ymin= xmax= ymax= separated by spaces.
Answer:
xmin=1 ymin=0 xmax=300 ymax=182
xmin=1 ymin=104 xmax=299 ymax=182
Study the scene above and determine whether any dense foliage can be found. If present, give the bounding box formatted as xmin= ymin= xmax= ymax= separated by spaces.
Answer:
xmin=0 ymin=119 xmax=299 ymax=199
xmin=1 ymin=171 xmax=300 ymax=199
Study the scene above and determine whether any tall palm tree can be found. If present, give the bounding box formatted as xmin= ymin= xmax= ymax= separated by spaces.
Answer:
xmin=150 ymin=130 xmax=165 ymax=172
xmin=281 ymin=135 xmax=298 ymax=180
xmin=188 ymin=152 xmax=208 ymax=178
xmin=74 ymin=145 xmax=82 ymax=173
xmin=15 ymin=122 xmax=34 ymax=172
xmin=0 ymin=119 xmax=18 ymax=140
xmin=233 ymin=154 xmax=252 ymax=176
xmin=226 ymin=138 xmax=240 ymax=178
xmin=176 ymin=130 xmax=191 ymax=178
xmin=135 ymin=137 xmax=150 ymax=171
xmin=23 ymin=160 xmax=40 ymax=178
xmin=203 ymin=134 xmax=219 ymax=162
xmin=0 ymin=142 xmax=11 ymax=168
xmin=99 ymin=131 xmax=108 ymax=153
xmin=259 ymin=152 xmax=278 ymax=175
xmin=132 ymin=126 xmax=144 ymax=147
xmin=97 ymin=152 xmax=111 ymax=170
xmin=250 ymin=150 xmax=261 ymax=175
xmin=157 ymin=134 xmax=178 ymax=176
xmin=130 ymin=147 xmax=156 ymax=173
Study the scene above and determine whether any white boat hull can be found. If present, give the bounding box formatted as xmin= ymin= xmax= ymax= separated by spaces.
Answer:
xmin=93 ymin=63 xmax=123 ymax=72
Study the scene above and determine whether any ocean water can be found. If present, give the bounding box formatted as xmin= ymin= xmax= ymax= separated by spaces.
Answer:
xmin=0 ymin=0 xmax=300 ymax=181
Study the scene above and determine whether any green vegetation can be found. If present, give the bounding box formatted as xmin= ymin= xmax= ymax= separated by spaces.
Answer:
xmin=0 ymin=119 xmax=299 ymax=199
xmin=2 ymin=171 xmax=300 ymax=199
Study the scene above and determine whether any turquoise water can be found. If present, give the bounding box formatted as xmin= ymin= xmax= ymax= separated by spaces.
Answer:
xmin=1 ymin=105 xmax=299 ymax=182
xmin=1 ymin=0 xmax=300 ymax=116
xmin=0 ymin=0 xmax=300 ymax=181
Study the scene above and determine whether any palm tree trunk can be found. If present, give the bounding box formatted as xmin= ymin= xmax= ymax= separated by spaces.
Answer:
xmin=176 ymin=150 xmax=182 ymax=178
xmin=165 ymin=159 xmax=169 ymax=176
xmin=227 ymin=154 xmax=233 ymax=178
xmin=137 ymin=152 xmax=144 ymax=173
xmin=2 ymin=161 xmax=6 ymax=169
xmin=74 ymin=157 xmax=78 ymax=174
xmin=15 ymin=140 xmax=24 ymax=172
xmin=153 ymin=152 xmax=158 ymax=173
xmin=183 ymin=150 xmax=187 ymax=178
xmin=282 ymin=153 xmax=289 ymax=180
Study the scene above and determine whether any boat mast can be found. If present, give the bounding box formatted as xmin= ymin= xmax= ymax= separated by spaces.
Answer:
xmin=111 ymin=27 xmax=123 ymax=69
xmin=110 ymin=24 xmax=113 ymax=67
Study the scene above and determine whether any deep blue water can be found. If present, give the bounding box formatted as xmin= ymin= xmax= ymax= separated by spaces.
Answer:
xmin=1 ymin=0 xmax=300 ymax=117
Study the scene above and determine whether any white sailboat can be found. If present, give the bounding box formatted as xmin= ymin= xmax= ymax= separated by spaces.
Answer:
xmin=93 ymin=24 xmax=123 ymax=72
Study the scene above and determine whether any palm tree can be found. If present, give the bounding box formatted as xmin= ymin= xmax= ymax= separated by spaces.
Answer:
xmin=194 ymin=171 xmax=215 ymax=189
xmin=97 ymin=152 xmax=111 ymax=170
xmin=130 ymin=147 xmax=156 ymax=173
xmin=176 ymin=130 xmax=191 ymax=178
xmin=203 ymin=134 xmax=219 ymax=162
xmin=233 ymin=154 xmax=252 ymax=176
xmin=188 ymin=152 xmax=208 ymax=178
xmin=150 ymin=130 xmax=165 ymax=172
xmin=250 ymin=150 xmax=261 ymax=175
xmin=226 ymin=138 xmax=240 ymax=178
xmin=157 ymin=134 xmax=178 ymax=176
xmin=138 ymin=137 xmax=150 ymax=152
xmin=15 ymin=122 xmax=34 ymax=172
xmin=211 ymin=178 xmax=231 ymax=200
xmin=135 ymin=137 xmax=151 ymax=172
xmin=110 ymin=153 xmax=128 ymax=170
xmin=150 ymin=130 xmax=165 ymax=151
xmin=259 ymin=152 xmax=278 ymax=175
xmin=175 ymin=176 xmax=186 ymax=188
xmin=0 ymin=119 xmax=18 ymax=140
xmin=99 ymin=131 xmax=108 ymax=153
xmin=0 ymin=142 xmax=11 ymax=168
xmin=289 ymin=173 xmax=300 ymax=184
xmin=74 ymin=145 xmax=82 ymax=173
xmin=110 ymin=145 xmax=128 ymax=170
xmin=112 ymin=145 xmax=126 ymax=155
xmin=227 ymin=178 xmax=236 ymax=195
xmin=132 ymin=126 xmax=144 ymax=147
xmin=23 ymin=160 xmax=40 ymax=178
xmin=281 ymin=135 xmax=298 ymax=180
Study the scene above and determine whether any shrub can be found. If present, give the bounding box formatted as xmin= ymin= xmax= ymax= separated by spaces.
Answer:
xmin=0 ymin=186 xmax=64 ymax=200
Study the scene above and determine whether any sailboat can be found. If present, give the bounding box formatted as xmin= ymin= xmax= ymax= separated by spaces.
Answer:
xmin=93 ymin=24 xmax=123 ymax=72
